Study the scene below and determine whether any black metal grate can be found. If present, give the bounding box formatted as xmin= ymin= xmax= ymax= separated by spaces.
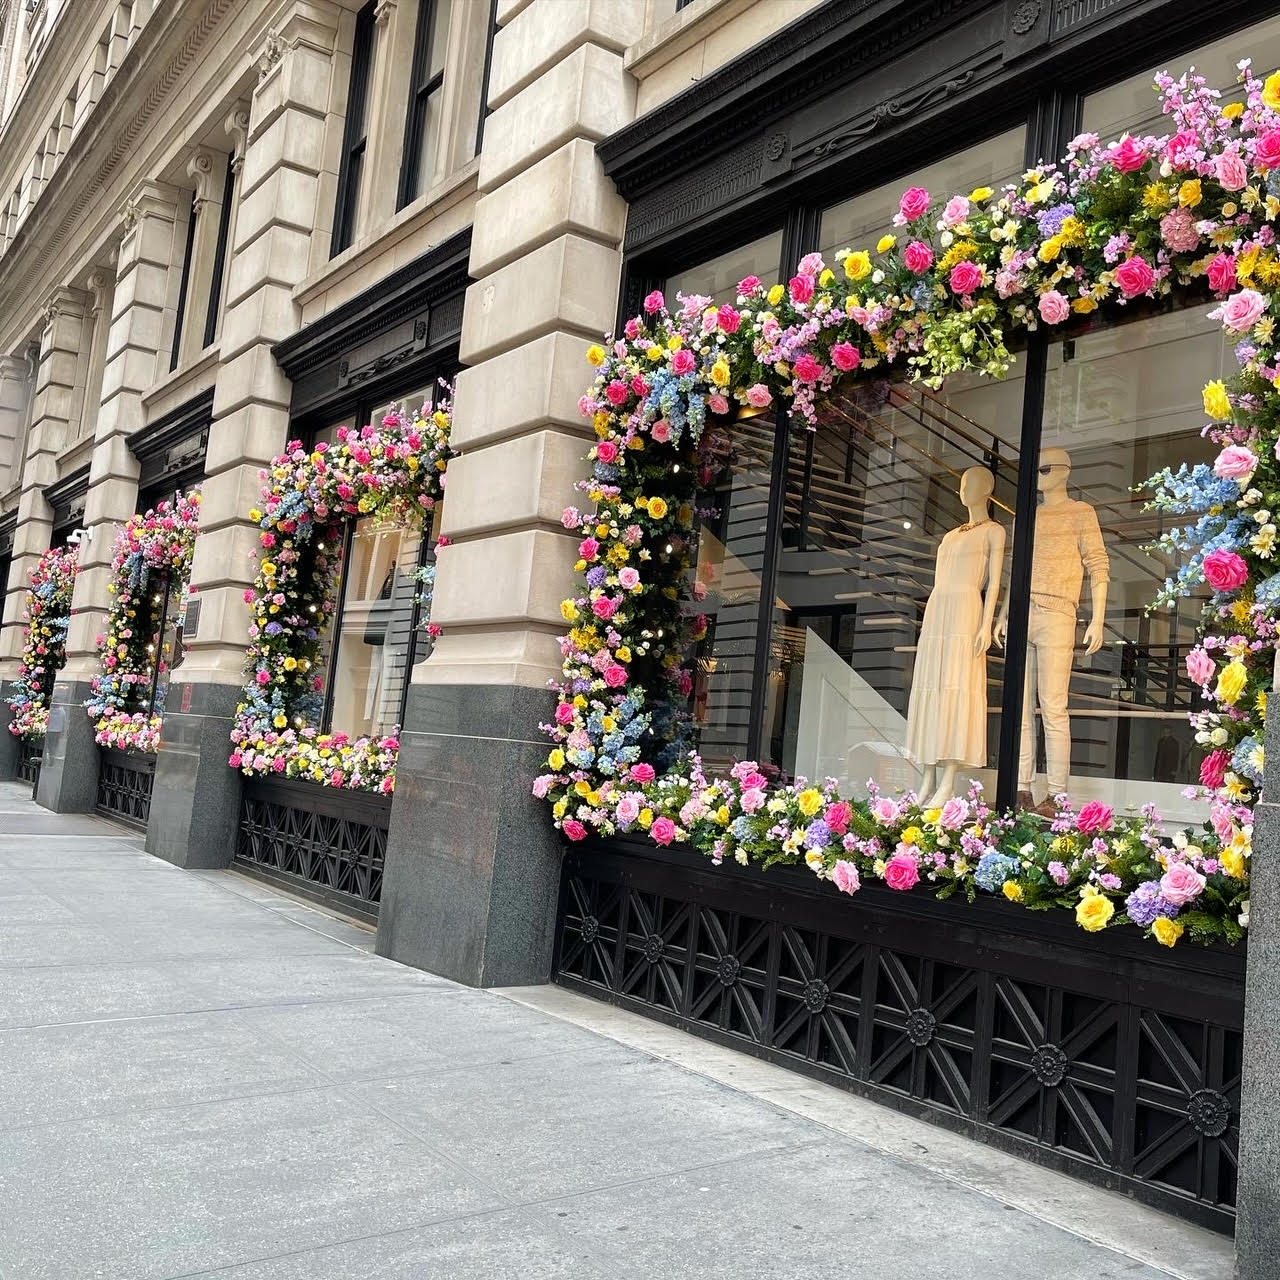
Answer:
xmin=235 ymin=777 xmax=388 ymax=919
xmin=556 ymin=843 xmax=1244 ymax=1232
xmin=16 ymin=736 xmax=42 ymax=791
xmin=95 ymin=749 xmax=155 ymax=828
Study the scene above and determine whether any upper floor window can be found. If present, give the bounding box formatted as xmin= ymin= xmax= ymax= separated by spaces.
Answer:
xmin=398 ymin=0 xmax=452 ymax=209
xmin=331 ymin=1 xmax=377 ymax=256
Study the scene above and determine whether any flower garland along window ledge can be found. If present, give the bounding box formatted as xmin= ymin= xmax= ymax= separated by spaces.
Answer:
xmin=85 ymin=490 xmax=202 ymax=755
xmin=229 ymin=398 xmax=452 ymax=794
xmin=6 ymin=544 xmax=78 ymax=742
xmin=535 ymin=63 xmax=1280 ymax=951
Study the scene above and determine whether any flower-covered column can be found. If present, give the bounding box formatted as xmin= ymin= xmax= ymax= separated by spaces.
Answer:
xmin=147 ymin=3 xmax=344 ymax=869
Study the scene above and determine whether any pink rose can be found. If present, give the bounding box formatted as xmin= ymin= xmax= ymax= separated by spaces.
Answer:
xmin=616 ymin=794 xmax=641 ymax=825
xmin=939 ymin=797 xmax=969 ymax=830
xmin=898 ymin=186 xmax=931 ymax=221
xmin=740 ymin=786 xmax=766 ymax=814
xmin=578 ymin=537 xmax=599 ymax=559
xmin=1115 ymin=255 xmax=1155 ymax=297
xmin=1216 ymin=150 xmax=1248 ymax=191
xmin=870 ymin=796 xmax=902 ymax=825
xmin=1207 ymin=253 xmax=1238 ymax=295
xmin=563 ymin=820 xmax=588 ymax=842
xmin=1203 ymin=548 xmax=1249 ymax=592
xmin=618 ymin=567 xmax=640 ymax=590
xmin=623 ymin=317 xmax=641 ymax=340
xmin=1110 ymin=135 xmax=1148 ymax=172
xmin=949 ymin=261 xmax=983 ymax=295
xmin=737 ymin=275 xmax=761 ymax=295
xmin=1185 ymin=647 xmax=1216 ymax=687
xmin=717 ymin=304 xmax=741 ymax=334
xmin=1218 ymin=288 xmax=1267 ymax=334
xmin=824 ymin=801 xmax=852 ymax=835
xmin=1037 ymin=290 xmax=1070 ymax=324
xmin=941 ymin=195 xmax=970 ymax=227
xmin=671 ymin=348 xmax=696 ymax=375
xmin=708 ymin=393 xmax=730 ymax=415
xmin=605 ymin=381 xmax=628 ymax=407
xmin=630 ymin=763 xmax=655 ymax=783
xmin=793 ymin=353 xmax=825 ymax=382
xmin=746 ymin=383 xmax=772 ymax=408
xmin=903 ymin=240 xmax=934 ymax=274
xmin=604 ymin=665 xmax=627 ymax=687
xmin=832 ymin=861 xmax=861 ymax=895
xmin=643 ymin=289 xmax=665 ymax=314
xmin=1214 ymin=445 xmax=1258 ymax=480
xmin=1200 ymin=749 xmax=1229 ymax=790
xmin=650 ymin=816 xmax=677 ymax=846
xmin=592 ymin=596 xmax=618 ymax=619
xmin=1255 ymin=129 xmax=1280 ymax=170
xmin=651 ymin=421 xmax=672 ymax=443
xmin=830 ymin=342 xmax=861 ymax=372
xmin=1159 ymin=207 xmax=1200 ymax=253
xmin=789 ymin=274 xmax=815 ymax=304
xmin=1076 ymin=800 xmax=1114 ymax=835
xmin=596 ymin=440 xmax=619 ymax=464
xmin=1160 ymin=862 xmax=1206 ymax=907
xmin=554 ymin=702 xmax=575 ymax=725
xmin=883 ymin=853 xmax=920 ymax=891
xmin=1164 ymin=129 xmax=1199 ymax=166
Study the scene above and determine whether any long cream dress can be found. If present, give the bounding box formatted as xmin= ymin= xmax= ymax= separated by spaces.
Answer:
xmin=905 ymin=523 xmax=993 ymax=769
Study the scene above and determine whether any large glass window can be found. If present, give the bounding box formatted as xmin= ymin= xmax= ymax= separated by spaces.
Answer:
xmin=331 ymin=1 xmax=376 ymax=256
xmin=398 ymin=0 xmax=453 ymax=208
xmin=666 ymin=231 xmax=784 ymax=305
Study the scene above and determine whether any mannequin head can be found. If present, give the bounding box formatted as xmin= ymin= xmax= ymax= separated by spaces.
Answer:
xmin=958 ymin=466 xmax=995 ymax=511
xmin=1037 ymin=446 xmax=1072 ymax=496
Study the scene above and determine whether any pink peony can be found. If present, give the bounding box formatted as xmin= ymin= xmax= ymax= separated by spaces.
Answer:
xmin=1200 ymin=749 xmax=1229 ymax=790
xmin=898 ymin=186 xmax=931 ymax=221
xmin=1207 ymin=253 xmax=1238 ymax=295
xmin=1218 ymin=288 xmax=1268 ymax=334
xmin=1110 ymin=135 xmax=1148 ymax=172
xmin=1255 ymin=129 xmax=1280 ymax=170
xmin=1214 ymin=445 xmax=1258 ymax=480
xmin=1160 ymin=862 xmax=1206 ymax=907
xmin=642 ymin=289 xmax=665 ymax=313
xmin=883 ymin=853 xmax=920 ymax=891
xmin=1076 ymin=800 xmax=1114 ymax=835
xmin=789 ymin=273 xmax=815 ymax=304
xmin=630 ymin=762 xmax=655 ymax=784
xmin=1216 ymin=150 xmax=1248 ymax=191
xmin=1203 ymin=548 xmax=1249 ymax=592
xmin=650 ymin=816 xmax=677 ymax=846
xmin=949 ymin=261 xmax=983 ymax=295
xmin=1159 ymin=207 xmax=1200 ymax=253
xmin=942 ymin=195 xmax=971 ymax=227
xmin=1037 ymin=290 xmax=1070 ymax=324
xmin=746 ymin=383 xmax=772 ymax=408
xmin=832 ymin=861 xmax=861 ymax=895
xmin=830 ymin=342 xmax=861 ymax=372
xmin=671 ymin=348 xmax=696 ymax=375
xmin=563 ymin=820 xmax=588 ymax=841
xmin=793 ymin=353 xmax=825 ymax=382
xmin=903 ymin=240 xmax=934 ymax=274
xmin=1185 ymin=647 xmax=1216 ymax=687
xmin=1115 ymin=255 xmax=1156 ymax=297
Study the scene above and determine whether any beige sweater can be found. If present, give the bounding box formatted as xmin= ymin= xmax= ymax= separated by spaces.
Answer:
xmin=1031 ymin=499 xmax=1110 ymax=615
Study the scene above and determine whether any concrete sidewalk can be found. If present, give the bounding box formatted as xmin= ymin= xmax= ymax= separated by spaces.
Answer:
xmin=0 ymin=779 xmax=1233 ymax=1280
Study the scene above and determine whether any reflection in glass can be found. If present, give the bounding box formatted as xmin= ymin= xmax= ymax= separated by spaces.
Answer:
xmin=666 ymin=231 xmax=784 ymax=305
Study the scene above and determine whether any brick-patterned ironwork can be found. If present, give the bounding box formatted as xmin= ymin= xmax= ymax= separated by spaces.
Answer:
xmin=95 ymin=748 xmax=155 ymax=828
xmin=235 ymin=776 xmax=389 ymax=920
xmin=16 ymin=736 xmax=41 ymax=791
xmin=556 ymin=842 xmax=1244 ymax=1232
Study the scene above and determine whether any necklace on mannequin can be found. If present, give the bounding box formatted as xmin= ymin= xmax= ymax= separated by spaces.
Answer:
xmin=953 ymin=517 xmax=993 ymax=534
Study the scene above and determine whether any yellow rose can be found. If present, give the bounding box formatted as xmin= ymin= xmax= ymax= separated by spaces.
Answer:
xmin=283 ymin=656 xmax=297 ymax=671
xmin=1179 ymin=178 xmax=1202 ymax=208
xmin=1202 ymin=380 xmax=1231 ymax=421
xmin=1003 ymin=881 xmax=1023 ymax=903
xmin=586 ymin=345 xmax=606 ymax=367
xmin=548 ymin=749 xmax=565 ymax=771
xmin=1221 ymin=844 xmax=1246 ymax=879
xmin=249 ymin=508 xmax=263 ymax=522
xmin=647 ymin=497 xmax=668 ymax=520
xmin=1216 ymin=660 xmax=1248 ymax=707
xmin=844 ymin=250 xmax=872 ymax=281
xmin=797 ymin=787 xmax=823 ymax=816
xmin=560 ymin=600 xmax=578 ymax=622
xmin=1152 ymin=916 xmax=1185 ymax=947
xmin=819 ymin=267 xmax=835 ymax=286
xmin=710 ymin=358 xmax=731 ymax=387
xmin=615 ymin=645 xmax=631 ymax=662
xmin=1223 ymin=100 xmax=1246 ymax=121
xmin=273 ymin=714 xmax=287 ymax=729
xmin=922 ymin=808 xmax=942 ymax=826
xmin=1075 ymin=888 xmax=1115 ymax=933
xmin=900 ymin=825 xmax=923 ymax=845
xmin=1037 ymin=236 xmax=1062 ymax=263
xmin=1265 ymin=72 xmax=1280 ymax=113
xmin=716 ymin=805 xmax=731 ymax=825
xmin=1072 ymin=296 xmax=1098 ymax=314
xmin=261 ymin=561 xmax=277 ymax=577
xmin=970 ymin=186 xmax=993 ymax=202
xmin=667 ymin=335 xmax=683 ymax=351
xmin=646 ymin=345 xmax=663 ymax=362
xmin=767 ymin=284 xmax=786 ymax=306
xmin=876 ymin=234 xmax=897 ymax=254
xmin=574 ymin=780 xmax=593 ymax=798
xmin=639 ymin=808 xmax=654 ymax=829
xmin=552 ymin=798 xmax=567 ymax=819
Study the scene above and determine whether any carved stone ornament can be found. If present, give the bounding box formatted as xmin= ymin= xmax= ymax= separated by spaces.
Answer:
xmin=120 ymin=198 xmax=141 ymax=235
xmin=1011 ymin=0 xmax=1042 ymax=34
xmin=374 ymin=0 xmax=396 ymax=25
xmin=224 ymin=104 xmax=251 ymax=172
xmin=257 ymin=30 xmax=286 ymax=81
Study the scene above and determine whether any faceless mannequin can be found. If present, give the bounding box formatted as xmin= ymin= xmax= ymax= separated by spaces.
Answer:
xmin=995 ymin=447 xmax=1109 ymax=815
xmin=906 ymin=466 xmax=1006 ymax=808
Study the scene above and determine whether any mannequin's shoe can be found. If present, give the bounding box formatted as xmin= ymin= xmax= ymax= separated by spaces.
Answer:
xmin=1034 ymin=797 xmax=1059 ymax=820
xmin=1016 ymin=790 xmax=1035 ymax=813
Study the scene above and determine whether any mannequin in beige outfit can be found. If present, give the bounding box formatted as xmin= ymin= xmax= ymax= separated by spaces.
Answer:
xmin=994 ymin=447 xmax=1109 ymax=816
xmin=906 ymin=467 xmax=1006 ymax=807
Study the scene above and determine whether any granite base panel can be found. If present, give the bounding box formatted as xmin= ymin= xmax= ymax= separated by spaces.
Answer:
xmin=145 ymin=682 xmax=243 ymax=870
xmin=0 ymin=690 xmax=20 ymax=781
xmin=376 ymin=683 xmax=561 ymax=988
xmin=36 ymin=680 xmax=98 ymax=814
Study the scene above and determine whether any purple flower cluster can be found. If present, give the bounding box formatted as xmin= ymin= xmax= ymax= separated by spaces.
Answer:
xmin=1124 ymin=881 xmax=1179 ymax=927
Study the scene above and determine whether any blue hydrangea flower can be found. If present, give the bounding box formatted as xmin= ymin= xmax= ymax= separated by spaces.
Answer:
xmin=975 ymin=851 xmax=1020 ymax=892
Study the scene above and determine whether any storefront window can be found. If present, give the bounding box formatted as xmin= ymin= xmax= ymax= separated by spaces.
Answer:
xmin=1019 ymin=308 xmax=1231 ymax=821
xmin=1082 ymin=14 xmax=1280 ymax=142
xmin=666 ymin=231 xmax=784 ymax=305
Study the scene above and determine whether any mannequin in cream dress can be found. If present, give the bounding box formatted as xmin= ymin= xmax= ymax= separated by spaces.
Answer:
xmin=906 ymin=467 xmax=1006 ymax=807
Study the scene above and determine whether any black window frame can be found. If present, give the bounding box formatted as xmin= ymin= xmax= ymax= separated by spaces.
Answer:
xmin=203 ymin=154 xmax=236 ymax=349
xmin=473 ymin=0 xmax=499 ymax=156
xmin=398 ymin=0 xmax=450 ymax=210
xmin=331 ymin=0 xmax=377 ymax=257
xmin=168 ymin=196 xmax=198 ymax=372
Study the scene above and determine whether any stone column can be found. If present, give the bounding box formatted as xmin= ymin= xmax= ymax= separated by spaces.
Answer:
xmin=375 ymin=0 xmax=636 ymax=986
xmin=146 ymin=2 xmax=344 ymax=870
xmin=0 ymin=348 xmax=34 ymax=778
xmin=1235 ymin=691 xmax=1280 ymax=1277
xmin=0 ymin=342 xmax=39 ymax=683
xmin=39 ymin=182 xmax=186 ymax=814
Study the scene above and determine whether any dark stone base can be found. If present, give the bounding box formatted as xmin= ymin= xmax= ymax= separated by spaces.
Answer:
xmin=0 ymin=687 xmax=20 ymax=781
xmin=145 ymin=681 xmax=243 ymax=869
xmin=1236 ymin=796 xmax=1280 ymax=1278
xmin=36 ymin=679 xmax=98 ymax=812
xmin=376 ymin=682 xmax=561 ymax=987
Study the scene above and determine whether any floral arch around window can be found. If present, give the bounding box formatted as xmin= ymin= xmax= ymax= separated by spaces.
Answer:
xmin=6 ymin=544 xmax=78 ymax=739
xmin=535 ymin=64 xmax=1280 ymax=948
